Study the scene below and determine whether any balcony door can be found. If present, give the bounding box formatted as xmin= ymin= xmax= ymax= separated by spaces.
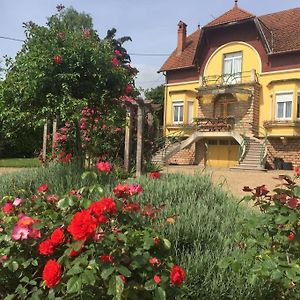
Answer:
xmin=223 ymin=52 xmax=242 ymax=84
xmin=214 ymin=94 xmax=236 ymax=118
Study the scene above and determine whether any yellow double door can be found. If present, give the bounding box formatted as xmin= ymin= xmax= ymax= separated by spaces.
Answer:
xmin=206 ymin=140 xmax=239 ymax=168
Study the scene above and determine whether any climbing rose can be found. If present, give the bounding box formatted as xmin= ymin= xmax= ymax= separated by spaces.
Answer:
xmin=100 ymin=254 xmax=113 ymax=263
xmin=38 ymin=240 xmax=55 ymax=256
xmin=111 ymin=57 xmax=119 ymax=67
xmin=42 ymin=259 xmax=61 ymax=288
xmin=96 ymin=161 xmax=112 ymax=173
xmin=170 ymin=265 xmax=185 ymax=286
xmin=149 ymin=257 xmax=160 ymax=266
xmin=2 ymin=202 xmax=14 ymax=214
xmin=50 ymin=228 xmax=65 ymax=246
xmin=119 ymin=275 xmax=126 ymax=283
xmin=125 ymin=84 xmax=133 ymax=95
xmin=38 ymin=184 xmax=48 ymax=193
xmin=83 ymin=29 xmax=90 ymax=38
xmin=148 ymin=172 xmax=161 ymax=179
xmin=288 ymin=233 xmax=295 ymax=241
xmin=53 ymin=55 xmax=62 ymax=65
xmin=67 ymin=210 xmax=97 ymax=241
xmin=114 ymin=49 xmax=121 ymax=56
xmin=154 ymin=275 xmax=161 ymax=284
xmin=294 ymin=166 xmax=300 ymax=176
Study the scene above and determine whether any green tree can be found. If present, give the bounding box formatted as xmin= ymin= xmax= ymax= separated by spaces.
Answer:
xmin=144 ymin=84 xmax=164 ymax=124
xmin=0 ymin=6 xmax=136 ymax=160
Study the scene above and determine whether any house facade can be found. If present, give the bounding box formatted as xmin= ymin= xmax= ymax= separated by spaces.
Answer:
xmin=158 ymin=3 xmax=300 ymax=170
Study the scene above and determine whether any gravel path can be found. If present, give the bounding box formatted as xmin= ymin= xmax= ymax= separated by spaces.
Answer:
xmin=163 ymin=166 xmax=298 ymax=198
xmin=0 ymin=168 xmax=24 ymax=175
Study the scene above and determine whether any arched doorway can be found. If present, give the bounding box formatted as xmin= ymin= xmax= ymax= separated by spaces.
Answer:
xmin=213 ymin=93 xmax=236 ymax=118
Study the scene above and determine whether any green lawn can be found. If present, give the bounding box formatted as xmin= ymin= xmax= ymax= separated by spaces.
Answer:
xmin=0 ymin=158 xmax=40 ymax=168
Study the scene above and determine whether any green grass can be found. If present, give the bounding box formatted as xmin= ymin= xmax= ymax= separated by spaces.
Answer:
xmin=0 ymin=164 xmax=269 ymax=299
xmin=0 ymin=158 xmax=40 ymax=168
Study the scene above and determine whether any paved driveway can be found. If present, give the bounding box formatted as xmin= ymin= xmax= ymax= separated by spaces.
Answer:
xmin=163 ymin=166 xmax=298 ymax=198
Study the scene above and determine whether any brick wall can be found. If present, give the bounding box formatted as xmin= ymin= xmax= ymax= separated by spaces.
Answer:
xmin=195 ymin=140 xmax=206 ymax=166
xmin=267 ymin=138 xmax=300 ymax=169
xmin=168 ymin=143 xmax=196 ymax=165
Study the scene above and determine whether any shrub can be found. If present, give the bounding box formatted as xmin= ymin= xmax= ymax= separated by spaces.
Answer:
xmin=222 ymin=169 xmax=300 ymax=299
xmin=0 ymin=170 xmax=186 ymax=299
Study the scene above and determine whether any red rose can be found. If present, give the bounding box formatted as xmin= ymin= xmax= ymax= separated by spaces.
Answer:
xmin=111 ymin=57 xmax=119 ymax=67
xmin=100 ymin=254 xmax=113 ymax=263
xmin=69 ymin=242 xmax=84 ymax=257
xmin=149 ymin=257 xmax=160 ymax=266
xmin=254 ymin=185 xmax=269 ymax=197
xmin=294 ymin=166 xmax=300 ymax=176
xmin=89 ymin=197 xmax=117 ymax=221
xmin=288 ymin=198 xmax=298 ymax=209
xmin=119 ymin=275 xmax=126 ymax=283
xmin=38 ymin=184 xmax=48 ymax=193
xmin=50 ymin=228 xmax=65 ymax=246
xmin=42 ymin=259 xmax=61 ymax=288
xmin=125 ymin=84 xmax=133 ymax=95
xmin=154 ymin=275 xmax=161 ymax=284
xmin=288 ymin=233 xmax=295 ymax=241
xmin=113 ymin=184 xmax=130 ymax=198
xmin=96 ymin=161 xmax=112 ymax=173
xmin=114 ymin=50 xmax=121 ymax=56
xmin=67 ymin=210 xmax=97 ymax=241
xmin=46 ymin=194 xmax=59 ymax=203
xmin=38 ymin=239 xmax=55 ymax=256
xmin=53 ymin=55 xmax=62 ymax=65
xmin=122 ymin=202 xmax=140 ymax=213
xmin=170 ymin=265 xmax=185 ymax=286
xmin=148 ymin=172 xmax=161 ymax=179
xmin=2 ymin=202 xmax=14 ymax=214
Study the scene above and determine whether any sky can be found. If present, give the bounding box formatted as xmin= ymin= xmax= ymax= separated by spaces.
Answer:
xmin=1 ymin=0 xmax=300 ymax=90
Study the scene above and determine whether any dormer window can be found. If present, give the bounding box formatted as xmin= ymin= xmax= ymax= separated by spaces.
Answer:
xmin=223 ymin=51 xmax=242 ymax=84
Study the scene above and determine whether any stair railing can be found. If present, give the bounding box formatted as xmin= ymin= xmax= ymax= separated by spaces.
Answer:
xmin=239 ymin=135 xmax=249 ymax=163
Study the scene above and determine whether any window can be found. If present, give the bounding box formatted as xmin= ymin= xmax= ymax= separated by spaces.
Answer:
xmin=173 ymin=101 xmax=183 ymax=124
xmin=223 ymin=52 xmax=242 ymax=84
xmin=297 ymin=93 xmax=300 ymax=119
xmin=187 ymin=101 xmax=194 ymax=124
xmin=275 ymin=92 xmax=293 ymax=120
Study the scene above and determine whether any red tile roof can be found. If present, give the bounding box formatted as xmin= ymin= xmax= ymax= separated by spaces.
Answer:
xmin=159 ymin=7 xmax=300 ymax=72
xmin=159 ymin=29 xmax=201 ymax=72
xmin=259 ymin=7 xmax=300 ymax=53
xmin=205 ymin=6 xmax=255 ymax=28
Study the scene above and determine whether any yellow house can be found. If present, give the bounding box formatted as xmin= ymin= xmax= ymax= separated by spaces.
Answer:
xmin=157 ymin=3 xmax=300 ymax=170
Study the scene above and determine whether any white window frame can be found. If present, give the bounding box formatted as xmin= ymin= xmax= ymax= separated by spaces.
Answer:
xmin=297 ymin=92 xmax=300 ymax=119
xmin=275 ymin=91 xmax=293 ymax=121
xmin=172 ymin=101 xmax=184 ymax=124
xmin=223 ymin=51 xmax=242 ymax=84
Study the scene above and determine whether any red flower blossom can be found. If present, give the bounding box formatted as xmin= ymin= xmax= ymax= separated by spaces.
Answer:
xmin=122 ymin=202 xmax=140 ymax=213
xmin=288 ymin=197 xmax=298 ymax=209
xmin=96 ymin=161 xmax=112 ymax=173
xmin=111 ymin=57 xmax=119 ymax=67
xmin=113 ymin=184 xmax=130 ymax=198
xmin=53 ymin=55 xmax=62 ymax=65
xmin=50 ymin=228 xmax=65 ymax=246
xmin=69 ymin=242 xmax=84 ymax=257
xmin=128 ymin=184 xmax=143 ymax=196
xmin=154 ymin=275 xmax=161 ymax=284
xmin=100 ymin=254 xmax=113 ymax=263
xmin=294 ymin=166 xmax=300 ymax=176
xmin=83 ymin=29 xmax=90 ymax=38
xmin=170 ymin=265 xmax=185 ymax=286
xmin=114 ymin=50 xmax=121 ymax=56
xmin=42 ymin=259 xmax=61 ymax=288
xmin=46 ymin=194 xmax=59 ymax=203
xmin=2 ymin=202 xmax=14 ymax=214
xmin=254 ymin=185 xmax=269 ymax=197
xmin=288 ymin=232 xmax=295 ymax=241
xmin=38 ymin=240 xmax=55 ymax=256
xmin=114 ymin=127 xmax=121 ymax=133
xmin=125 ymin=84 xmax=133 ymax=95
xmin=119 ymin=275 xmax=126 ymax=283
xmin=89 ymin=197 xmax=117 ymax=220
xmin=38 ymin=184 xmax=48 ymax=193
xmin=67 ymin=210 xmax=97 ymax=241
xmin=148 ymin=172 xmax=161 ymax=179
xmin=149 ymin=257 xmax=160 ymax=266
xmin=153 ymin=236 xmax=160 ymax=245
xmin=29 ymin=228 xmax=41 ymax=239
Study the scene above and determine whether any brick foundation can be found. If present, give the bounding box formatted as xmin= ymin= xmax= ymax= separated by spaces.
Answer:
xmin=168 ymin=143 xmax=196 ymax=165
xmin=267 ymin=138 xmax=300 ymax=169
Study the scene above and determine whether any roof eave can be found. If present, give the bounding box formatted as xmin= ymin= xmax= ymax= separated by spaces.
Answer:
xmin=158 ymin=65 xmax=197 ymax=73
xmin=203 ymin=16 xmax=255 ymax=30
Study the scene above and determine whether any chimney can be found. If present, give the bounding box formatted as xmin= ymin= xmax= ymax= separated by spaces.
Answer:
xmin=177 ymin=21 xmax=187 ymax=55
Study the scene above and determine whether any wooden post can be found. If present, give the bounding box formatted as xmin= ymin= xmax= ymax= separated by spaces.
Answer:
xmin=136 ymin=103 xmax=144 ymax=177
xmin=42 ymin=121 xmax=48 ymax=164
xmin=124 ymin=105 xmax=133 ymax=172
xmin=52 ymin=118 xmax=57 ymax=155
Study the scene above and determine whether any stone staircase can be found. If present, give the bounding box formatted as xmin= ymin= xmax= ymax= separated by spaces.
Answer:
xmin=231 ymin=137 xmax=267 ymax=171
xmin=152 ymin=142 xmax=181 ymax=165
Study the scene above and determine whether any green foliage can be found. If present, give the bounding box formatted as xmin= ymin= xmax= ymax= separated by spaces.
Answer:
xmin=222 ymin=175 xmax=300 ymax=299
xmin=0 ymin=158 xmax=40 ymax=168
xmin=145 ymin=84 xmax=164 ymax=125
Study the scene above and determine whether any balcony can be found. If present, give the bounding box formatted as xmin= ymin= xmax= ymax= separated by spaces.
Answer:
xmin=197 ymin=70 xmax=258 ymax=96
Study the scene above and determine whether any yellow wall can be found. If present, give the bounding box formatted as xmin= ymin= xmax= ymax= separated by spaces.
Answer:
xmin=204 ymin=42 xmax=261 ymax=78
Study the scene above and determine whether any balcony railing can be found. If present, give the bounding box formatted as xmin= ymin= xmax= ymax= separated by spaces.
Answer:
xmin=167 ymin=117 xmax=235 ymax=132
xmin=199 ymin=69 xmax=258 ymax=88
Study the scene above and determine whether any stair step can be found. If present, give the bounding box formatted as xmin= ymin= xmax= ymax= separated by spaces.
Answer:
xmin=231 ymin=166 xmax=267 ymax=172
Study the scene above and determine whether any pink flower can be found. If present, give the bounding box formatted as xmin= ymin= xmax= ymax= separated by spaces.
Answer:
xmin=13 ymin=198 xmax=23 ymax=207
xmin=125 ymin=84 xmax=133 ymax=95
xmin=154 ymin=275 xmax=161 ymax=284
xmin=38 ymin=184 xmax=48 ymax=193
xmin=46 ymin=194 xmax=59 ymax=203
xmin=83 ymin=29 xmax=90 ymax=38
xmin=96 ymin=161 xmax=112 ymax=173
xmin=128 ymin=184 xmax=143 ymax=196
xmin=114 ymin=50 xmax=121 ymax=56
xmin=17 ymin=215 xmax=35 ymax=227
xmin=2 ymin=202 xmax=14 ymax=214
xmin=0 ymin=255 xmax=8 ymax=263
xmin=29 ymin=229 xmax=42 ymax=239
xmin=120 ymin=96 xmax=135 ymax=103
xmin=102 ymin=124 xmax=108 ymax=130
xmin=11 ymin=225 xmax=30 ymax=240
xmin=111 ymin=57 xmax=119 ymax=67
xmin=114 ymin=127 xmax=121 ymax=133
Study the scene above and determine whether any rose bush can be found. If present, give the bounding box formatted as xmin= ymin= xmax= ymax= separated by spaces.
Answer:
xmin=220 ymin=167 xmax=300 ymax=299
xmin=0 ymin=164 xmax=185 ymax=299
